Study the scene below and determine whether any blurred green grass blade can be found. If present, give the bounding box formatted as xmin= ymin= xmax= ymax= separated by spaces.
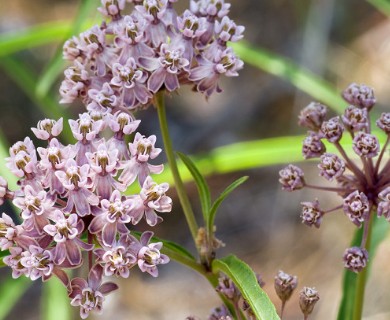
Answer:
xmin=0 ymin=276 xmax=32 ymax=320
xmin=0 ymin=21 xmax=71 ymax=57
xmin=36 ymin=0 xmax=98 ymax=98
xmin=230 ymin=41 xmax=348 ymax=113
xmin=368 ymin=0 xmax=390 ymax=15
xmin=0 ymin=56 xmax=73 ymax=143
xmin=337 ymin=217 xmax=388 ymax=320
xmin=177 ymin=152 xmax=211 ymax=222
xmin=207 ymin=176 xmax=248 ymax=236
xmin=212 ymin=255 xmax=280 ymax=320
xmin=42 ymin=279 xmax=71 ymax=320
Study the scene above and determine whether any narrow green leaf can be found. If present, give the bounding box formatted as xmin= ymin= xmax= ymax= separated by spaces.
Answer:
xmin=0 ymin=21 xmax=71 ymax=57
xmin=337 ymin=217 xmax=388 ymax=320
xmin=212 ymin=255 xmax=280 ymax=320
xmin=207 ymin=176 xmax=248 ymax=235
xmin=42 ymin=278 xmax=71 ymax=320
xmin=0 ymin=276 xmax=32 ymax=320
xmin=0 ymin=56 xmax=73 ymax=143
xmin=230 ymin=41 xmax=348 ymax=113
xmin=367 ymin=0 xmax=390 ymax=15
xmin=36 ymin=0 xmax=98 ymax=98
xmin=177 ymin=152 xmax=211 ymax=222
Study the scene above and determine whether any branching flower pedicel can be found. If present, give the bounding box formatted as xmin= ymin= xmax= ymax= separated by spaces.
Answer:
xmin=279 ymin=83 xmax=390 ymax=273
xmin=0 ymin=113 xmax=171 ymax=318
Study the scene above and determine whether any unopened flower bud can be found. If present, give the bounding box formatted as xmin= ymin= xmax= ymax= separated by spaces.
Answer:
xmin=342 ymin=83 xmax=376 ymax=110
xmin=352 ymin=132 xmax=379 ymax=158
xmin=302 ymin=133 xmax=326 ymax=159
xmin=320 ymin=117 xmax=343 ymax=143
xmin=342 ymin=191 xmax=369 ymax=227
xmin=300 ymin=199 xmax=323 ymax=228
xmin=341 ymin=106 xmax=368 ymax=132
xmin=298 ymin=102 xmax=327 ymax=131
xmin=318 ymin=153 xmax=345 ymax=181
xmin=274 ymin=270 xmax=298 ymax=303
xmin=299 ymin=287 xmax=320 ymax=318
xmin=377 ymin=187 xmax=390 ymax=220
xmin=279 ymin=165 xmax=305 ymax=191
xmin=343 ymin=247 xmax=368 ymax=273
xmin=216 ymin=276 xmax=240 ymax=300
xmin=376 ymin=113 xmax=390 ymax=133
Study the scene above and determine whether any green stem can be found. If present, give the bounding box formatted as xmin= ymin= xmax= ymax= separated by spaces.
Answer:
xmin=155 ymin=91 xmax=199 ymax=243
xmin=352 ymin=212 xmax=374 ymax=320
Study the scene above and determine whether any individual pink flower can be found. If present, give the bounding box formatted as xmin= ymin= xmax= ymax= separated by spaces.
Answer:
xmin=31 ymin=118 xmax=63 ymax=141
xmin=343 ymin=191 xmax=369 ymax=227
xmin=20 ymin=245 xmax=54 ymax=281
xmin=130 ymin=176 xmax=172 ymax=226
xmin=0 ymin=176 xmax=8 ymax=206
xmin=87 ymin=82 xmax=119 ymax=112
xmin=89 ymin=190 xmax=134 ymax=246
xmin=44 ymin=210 xmax=91 ymax=266
xmin=86 ymin=142 xmax=124 ymax=199
xmin=69 ymin=264 xmax=118 ymax=319
xmin=119 ymin=133 xmax=164 ymax=186
xmin=139 ymin=43 xmax=190 ymax=93
xmin=13 ymin=185 xmax=54 ymax=233
xmin=55 ymin=159 xmax=99 ymax=216
xmin=131 ymin=231 xmax=169 ymax=277
xmin=110 ymin=58 xmax=152 ymax=108
xmin=3 ymin=247 xmax=28 ymax=279
xmin=94 ymin=234 xmax=137 ymax=278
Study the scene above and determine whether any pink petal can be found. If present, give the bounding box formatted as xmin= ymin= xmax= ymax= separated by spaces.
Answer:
xmin=148 ymin=68 xmax=166 ymax=93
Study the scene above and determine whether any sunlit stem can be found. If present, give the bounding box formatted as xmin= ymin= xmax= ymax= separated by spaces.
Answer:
xmin=374 ymin=135 xmax=390 ymax=176
xmin=305 ymin=183 xmax=349 ymax=193
xmin=155 ymin=91 xmax=199 ymax=243
xmin=334 ymin=141 xmax=365 ymax=182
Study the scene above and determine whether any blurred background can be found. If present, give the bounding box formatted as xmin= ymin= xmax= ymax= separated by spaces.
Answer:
xmin=1 ymin=0 xmax=390 ymax=319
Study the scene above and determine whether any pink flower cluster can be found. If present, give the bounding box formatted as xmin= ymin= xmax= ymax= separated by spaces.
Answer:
xmin=280 ymin=83 xmax=390 ymax=273
xmin=0 ymin=111 xmax=171 ymax=318
xmin=60 ymin=0 xmax=244 ymax=110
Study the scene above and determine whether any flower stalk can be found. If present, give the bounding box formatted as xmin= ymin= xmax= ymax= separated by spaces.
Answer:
xmin=155 ymin=91 xmax=199 ymax=243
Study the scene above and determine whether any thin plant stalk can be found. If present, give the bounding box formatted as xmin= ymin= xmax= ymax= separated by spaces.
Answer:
xmin=155 ymin=91 xmax=199 ymax=243
xmin=352 ymin=209 xmax=374 ymax=320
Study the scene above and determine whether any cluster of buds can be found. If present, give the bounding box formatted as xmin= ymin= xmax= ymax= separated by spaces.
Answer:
xmin=60 ymin=0 xmax=244 ymax=111
xmin=274 ymin=270 xmax=319 ymax=319
xmin=279 ymin=83 xmax=390 ymax=273
xmin=0 ymin=112 xmax=171 ymax=318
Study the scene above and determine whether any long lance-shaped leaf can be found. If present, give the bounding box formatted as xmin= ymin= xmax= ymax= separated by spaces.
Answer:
xmin=212 ymin=255 xmax=280 ymax=320
xmin=337 ymin=217 xmax=388 ymax=320
xmin=0 ymin=276 xmax=32 ymax=320
xmin=177 ymin=152 xmax=211 ymax=223
xmin=367 ymin=0 xmax=390 ymax=15
xmin=0 ymin=56 xmax=73 ymax=143
xmin=42 ymin=278 xmax=72 ymax=320
xmin=36 ymin=0 xmax=98 ymax=98
xmin=230 ymin=41 xmax=348 ymax=113
xmin=207 ymin=176 xmax=248 ymax=237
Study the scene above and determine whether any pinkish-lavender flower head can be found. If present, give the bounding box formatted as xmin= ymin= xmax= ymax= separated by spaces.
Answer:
xmin=320 ymin=116 xmax=344 ymax=143
xmin=341 ymin=106 xmax=368 ymax=132
xmin=299 ymin=287 xmax=320 ymax=318
xmin=302 ymin=132 xmax=326 ymax=159
xmin=300 ymin=199 xmax=323 ymax=228
xmin=274 ymin=270 xmax=298 ymax=303
xmin=343 ymin=246 xmax=368 ymax=273
xmin=318 ymin=153 xmax=345 ymax=181
xmin=377 ymin=113 xmax=390 ymax=133
xmin=298 ymin=102 xmax=327 ymax=131
xmin=342 ymin=83 xmax=376 ymax=110
xmin=343 ymin=191 xmax=369 ymax=227
xmin=20 ymin=245 xmax=54 ymax=281
xmin=279 ymin=164 xmax=305 ymax=191
xmin=352 ymin=132 xmax=379 ymax=158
